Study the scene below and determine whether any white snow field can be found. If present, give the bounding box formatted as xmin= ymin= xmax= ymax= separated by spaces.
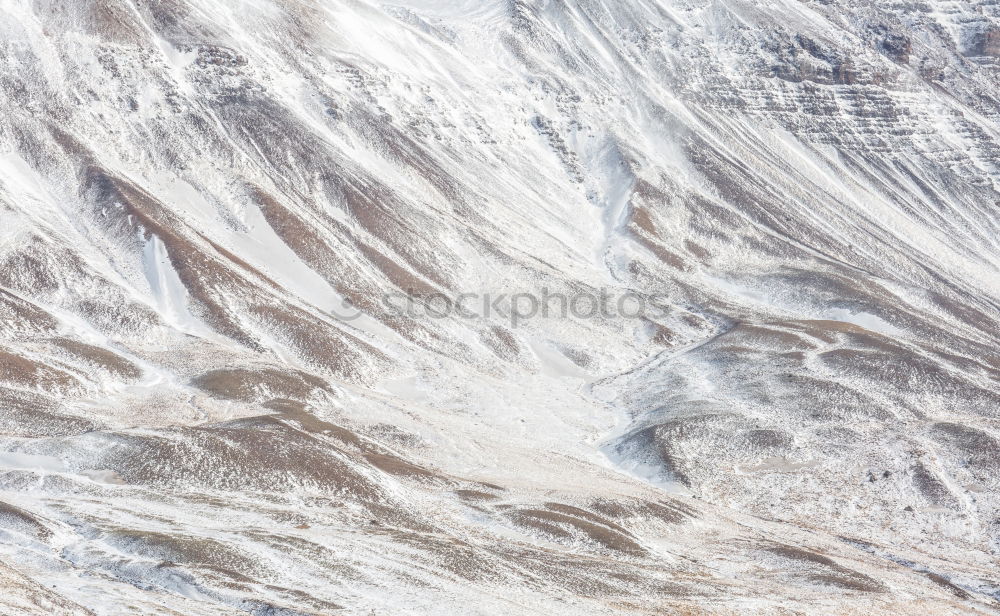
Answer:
xmin=0 ymin=0 xmax=998 ymax=613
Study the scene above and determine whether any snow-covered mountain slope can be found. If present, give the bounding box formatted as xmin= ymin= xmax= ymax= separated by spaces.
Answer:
xmin=0 ymin=0 xmax=998 ymax=613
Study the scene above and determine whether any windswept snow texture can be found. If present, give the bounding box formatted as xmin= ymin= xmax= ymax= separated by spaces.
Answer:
xmin=0 ymin=0 xmax=999 ymax=613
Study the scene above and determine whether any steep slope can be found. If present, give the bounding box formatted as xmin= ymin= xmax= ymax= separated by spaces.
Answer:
xmin=0 ymin=0 xmax=998 ymax=613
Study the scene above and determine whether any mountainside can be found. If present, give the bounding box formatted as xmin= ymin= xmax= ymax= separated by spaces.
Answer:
xmin=0 ymin=0 xmax=999 ymax=613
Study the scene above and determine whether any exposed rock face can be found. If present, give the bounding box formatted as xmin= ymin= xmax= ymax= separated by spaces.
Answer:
xmin=963 ymin=24 xmax=1000 ymax=58
xmin=0 ymin=0 xmax=998 ymax=613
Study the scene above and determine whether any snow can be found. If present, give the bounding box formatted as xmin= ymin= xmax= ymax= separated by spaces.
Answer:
xmin=0 ymin=0 xmax=998 ymax=613
xmin=141 ymin=233 xmax=205 ymax=335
